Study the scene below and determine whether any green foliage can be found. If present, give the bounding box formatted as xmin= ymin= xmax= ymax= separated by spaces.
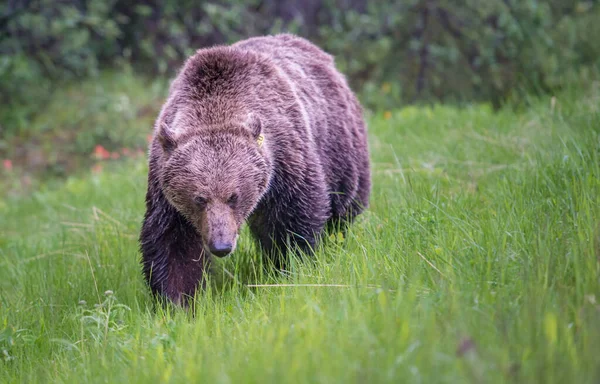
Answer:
xmin=0 ymin=72 xmax=165 ymax=181
xmin=1 ymin=89 xmax=599 ymax=382
xmin=318 ymin=0 xmax=600 ymax=107
xmin=0 ymin=0 xmax=121 ymax=127
xmin=1 ymin=1 xmax=599 ymax=130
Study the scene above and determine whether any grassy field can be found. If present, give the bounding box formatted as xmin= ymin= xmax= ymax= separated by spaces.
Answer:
xmin=1 ymin=84 xmax=599 ymax=383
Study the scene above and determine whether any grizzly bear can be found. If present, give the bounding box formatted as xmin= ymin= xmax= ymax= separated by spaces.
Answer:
xmin=139 ymin=34 xmax=370 ymax=304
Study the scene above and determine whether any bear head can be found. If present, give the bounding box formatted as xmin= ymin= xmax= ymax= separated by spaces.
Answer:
xmin=157 ymin=113 xmax=271 ymax=258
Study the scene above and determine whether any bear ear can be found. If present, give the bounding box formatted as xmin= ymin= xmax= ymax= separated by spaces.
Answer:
xmin=245 ymin=113 xmax=262 ymax=140
xmin=157 ymin=123 xmax=177 ymax=154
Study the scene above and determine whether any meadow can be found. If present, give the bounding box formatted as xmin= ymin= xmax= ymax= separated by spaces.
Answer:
xmin=1 ymin=80 xmax=599 ymax=383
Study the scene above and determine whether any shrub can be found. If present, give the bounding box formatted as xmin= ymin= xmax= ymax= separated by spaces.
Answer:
xmin=0 ymin=0 xmax=599 ymax=133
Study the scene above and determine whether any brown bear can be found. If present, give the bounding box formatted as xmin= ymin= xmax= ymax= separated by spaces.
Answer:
xmin=139 ymin=34 xmax=370 ymax=304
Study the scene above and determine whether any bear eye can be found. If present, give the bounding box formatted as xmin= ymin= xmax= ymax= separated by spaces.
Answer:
xmin=194 ymin=196 xmax=207 ymax=208
xmin=227 ymin=193 xmax=238 ymax=207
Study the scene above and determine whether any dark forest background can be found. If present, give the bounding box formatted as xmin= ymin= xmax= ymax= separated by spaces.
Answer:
xmin=1 ymin=0 xmax=599 ymax=179
xmin=3 ymin=1 xmax=600 ymax=109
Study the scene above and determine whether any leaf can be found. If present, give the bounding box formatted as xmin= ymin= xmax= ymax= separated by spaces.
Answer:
xmin=544 ymin=312 xmax=558 ymax=346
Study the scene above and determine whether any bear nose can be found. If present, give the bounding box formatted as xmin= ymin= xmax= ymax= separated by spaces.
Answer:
xmin=209 ymin=242 xmax=233 ymax=258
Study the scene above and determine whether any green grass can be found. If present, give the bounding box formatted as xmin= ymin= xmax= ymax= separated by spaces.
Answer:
xmin=1 ymin=84 xmax=599 ymax=383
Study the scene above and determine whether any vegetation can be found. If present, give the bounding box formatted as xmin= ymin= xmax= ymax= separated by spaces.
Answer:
xmin=0 ymin=72 xmax=165 ymax=183
xmin=2 ymin=1 xmax=599 ymax=181
xmin=1 ymin=1 xmax=599 ymax=381
xmin=2 ymin=0 xmax=600 ymax=130
xmin=1 ymin=81 xmax=599 ymax=382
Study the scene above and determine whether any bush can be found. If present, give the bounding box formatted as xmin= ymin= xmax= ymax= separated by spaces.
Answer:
xmin=1 ymin=0 xmax=599 ymax=133
xmin=0 ymin=0 xmax=121 ymax=132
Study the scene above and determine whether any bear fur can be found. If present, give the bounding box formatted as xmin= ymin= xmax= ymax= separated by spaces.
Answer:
xmin=139 ymin=34 xmax=370 ymax=304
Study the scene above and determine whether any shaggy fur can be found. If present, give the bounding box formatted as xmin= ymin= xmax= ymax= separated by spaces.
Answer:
xmin=140 ymin=34 xmax=371 ymax=304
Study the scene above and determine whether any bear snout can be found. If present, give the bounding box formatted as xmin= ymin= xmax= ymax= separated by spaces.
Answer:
xmin=208 ymin=241 xmax=233 ymax=258
xmin=201 ymin=204 xmax=239 ymax=258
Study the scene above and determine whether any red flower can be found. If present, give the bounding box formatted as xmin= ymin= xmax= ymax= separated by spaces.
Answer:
xmin=93 ymin=145 xmax=111 ymax=160
xmin=3 ymin=159 xmax=12 ymax=171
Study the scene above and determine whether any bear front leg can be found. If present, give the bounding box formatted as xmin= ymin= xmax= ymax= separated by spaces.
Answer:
xmin=249 ymin=183 xmax=330 ymax=270
xmin=139 ymin=176 xmax=209 ymax=305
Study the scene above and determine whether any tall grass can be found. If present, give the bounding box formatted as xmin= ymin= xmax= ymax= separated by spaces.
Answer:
xmin=1 ymin=86 xmax=599 ymax=383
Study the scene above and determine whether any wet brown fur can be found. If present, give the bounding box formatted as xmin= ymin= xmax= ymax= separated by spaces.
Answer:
xmin=139 ymin=34 xmax=371 ymax=304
